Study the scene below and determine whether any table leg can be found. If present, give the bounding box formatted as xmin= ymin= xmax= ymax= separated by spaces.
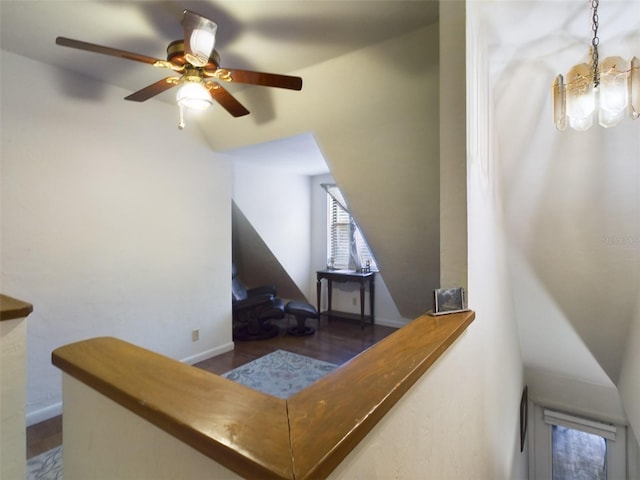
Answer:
xmin=360 ymin=281 xmax=366 ymax=329
xmin=316 ymin=278 xmax=322 ymax=329
xmin=370 ymin=277 xmax=375 ymax=325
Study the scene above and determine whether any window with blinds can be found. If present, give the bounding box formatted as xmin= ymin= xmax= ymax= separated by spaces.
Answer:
xmin=326 ymin=188 xmax=378 ymax=271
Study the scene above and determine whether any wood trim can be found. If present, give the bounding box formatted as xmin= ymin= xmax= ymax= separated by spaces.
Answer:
xmin=52 ymin=337 xmax=293 ymax=479
xmin=0 ymin=294 xmax=33 ymax=321
xmin=52 ymin=310 xmax=474 ymax=479
xmin=288 ymin=310 xmax=474 ymax=478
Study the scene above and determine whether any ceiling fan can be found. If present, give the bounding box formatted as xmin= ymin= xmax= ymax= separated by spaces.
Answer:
xmin=56 ymin=10 xmax=303 ymax=129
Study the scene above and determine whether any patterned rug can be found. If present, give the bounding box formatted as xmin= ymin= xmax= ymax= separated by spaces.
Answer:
xmin=221 ymin=349 xmax=338 ymax=398
xmin=27 ymin=445 xmax=62 ymax=480
xmin=26 ymin=350 xmax=336 ymax=479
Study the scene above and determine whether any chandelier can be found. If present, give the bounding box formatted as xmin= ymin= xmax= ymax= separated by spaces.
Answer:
xmin=552 ymin=0 xmax=639 ymax=131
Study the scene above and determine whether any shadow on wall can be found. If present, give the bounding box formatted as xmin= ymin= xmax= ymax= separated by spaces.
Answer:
xmin=232 ymin=201 xmax=305 ymax=301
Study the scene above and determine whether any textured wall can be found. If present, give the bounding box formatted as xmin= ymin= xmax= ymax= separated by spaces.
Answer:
xmin=0 ymin=317 xmax=27 ymax=480
xmin=1 ymin=51 xmax=233 ymax=424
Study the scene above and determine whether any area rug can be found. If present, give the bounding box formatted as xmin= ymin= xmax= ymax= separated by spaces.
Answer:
xmin=27 ymin=445 xmax=63 ymax=480
xmin=222 ymin=349 xmax=338 ymax=398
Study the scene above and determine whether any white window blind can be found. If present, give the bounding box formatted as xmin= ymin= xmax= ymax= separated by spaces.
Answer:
xmin=329 ymin=198 xmax=351 ymax=269
xmin=324 ymin=184 xmax=377 ymax=271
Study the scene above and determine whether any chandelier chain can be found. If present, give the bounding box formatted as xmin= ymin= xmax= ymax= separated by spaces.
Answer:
xmin=591 ymin=0 xmax=600 ymax=86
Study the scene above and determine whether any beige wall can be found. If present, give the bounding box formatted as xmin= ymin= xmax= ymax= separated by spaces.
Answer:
xmin=0 ymin=316 xmax=28 ymax=479
xmin=0 ymin=51 xmax=234 ymax=424
xmin=619 ymin=295 xmax=640 ymax=444
xmin=200 ymin=24 xmax=442 ymax=320
xmin=61 ymin=374 xmax=242 ymax=480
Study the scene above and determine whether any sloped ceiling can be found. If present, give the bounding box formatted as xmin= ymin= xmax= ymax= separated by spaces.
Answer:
xmin=0 ymin=1 xmax=438 ymax=109
xmin=477 ymin=0 xmax=640 ymax=385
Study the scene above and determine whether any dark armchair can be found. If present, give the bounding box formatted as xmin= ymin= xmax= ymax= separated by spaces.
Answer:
xmin=232 ymin=264 xmax=284 ymax=340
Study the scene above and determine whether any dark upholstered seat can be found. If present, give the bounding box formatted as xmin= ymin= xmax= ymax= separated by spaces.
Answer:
xmin=232 ymin=264 xmax=284 ymax=340
xmin=285 ymin=301 xmax=318 ymax=336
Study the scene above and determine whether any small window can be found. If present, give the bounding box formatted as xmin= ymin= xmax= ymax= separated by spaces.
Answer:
xmin=552 ymin=425 xmax=607 ymax=480
xmin=544 ymin=409 xmax=616 ymax=480
xmin=323 ymin=184 xmax=377 ymax=271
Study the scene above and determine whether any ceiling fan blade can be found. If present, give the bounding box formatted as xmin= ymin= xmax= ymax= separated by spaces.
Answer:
xmin=182 ymin=10 xmax=217 ymax=67
xmin=55 ymin=37 xmax=167 ymax=67
xmin=125 ymin=78 xmax=178 ymax=102
xmin=208 ymin=83 xmax=250 ymax=117
xmin=217 ymin=69 xmax=303 ymax=91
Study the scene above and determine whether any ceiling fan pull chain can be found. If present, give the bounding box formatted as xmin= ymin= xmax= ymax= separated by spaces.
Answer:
xmin=178 ymin=104 xmax=186 ymax=130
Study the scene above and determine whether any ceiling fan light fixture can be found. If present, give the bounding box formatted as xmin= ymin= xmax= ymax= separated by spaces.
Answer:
xmin=183 ymin=10 xmax=217 ymax=67
xmin=186 ymin=29 xmax=216 ymax=67
xmin=176 ymin=81 xmax=213 ymax=111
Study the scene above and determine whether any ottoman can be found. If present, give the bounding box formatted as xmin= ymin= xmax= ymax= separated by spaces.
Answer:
xmin=285 ymin=301 xmax=318 ymax=336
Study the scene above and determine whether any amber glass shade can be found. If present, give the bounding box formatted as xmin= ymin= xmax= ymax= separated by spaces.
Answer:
xmin=566 ymin=63 xmax=595 ymax=131
xmin=598 ymin=57 xmax=629 ymax=128
xmin=630 ymin=57 xmax=640 ymax=120
xmin=552 ymin=75 xmax=567 ymax=130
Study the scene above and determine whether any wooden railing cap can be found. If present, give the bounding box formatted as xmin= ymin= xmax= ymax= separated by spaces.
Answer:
xmin=52 ymin=310 xmax=474 ymax=479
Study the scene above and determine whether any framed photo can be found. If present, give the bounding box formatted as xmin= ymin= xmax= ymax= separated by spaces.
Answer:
xmin=520 ymin=386 xmax=528 ymax=452
xmin=433 ymin=287 xmax=467 ymax=315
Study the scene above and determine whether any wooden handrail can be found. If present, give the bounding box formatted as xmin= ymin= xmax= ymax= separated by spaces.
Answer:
xmin=0 ymin=294 xmax=33 ymax=321
xmin=52 ymin=310 xmax=474 ymax=479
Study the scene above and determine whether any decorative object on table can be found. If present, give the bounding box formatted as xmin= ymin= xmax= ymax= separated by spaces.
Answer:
xmin=552 ymin=0 xmax=639 ymax=131
xmin=222 ymin=349 xmax=337 ymax=398
xmin=432 ymin=287 xmax=468 ymax=315
xmin=520 ymin=386 xmax=529 ymax=452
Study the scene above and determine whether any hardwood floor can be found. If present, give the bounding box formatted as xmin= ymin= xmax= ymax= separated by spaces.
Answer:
xmin=26 ymin=316 xmax=397 ymax=458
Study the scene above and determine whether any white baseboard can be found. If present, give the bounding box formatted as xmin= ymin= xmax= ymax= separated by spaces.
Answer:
xmin=26 ymin=401 xmax=62 ymax=427
xmin=181 ymin=341 xmax=235 ymax=365
xmin=25 ymin=342 xmax=236 ymax=426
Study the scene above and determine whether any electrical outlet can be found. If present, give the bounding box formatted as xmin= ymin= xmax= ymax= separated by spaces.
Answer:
xmin=192 ymin=329 xmax=200 ymax=342
xmin=352 ymin=297 xmax=357 ymax=306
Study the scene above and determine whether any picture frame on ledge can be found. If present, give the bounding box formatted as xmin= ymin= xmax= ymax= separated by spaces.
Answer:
xmin=431 ymin=287 xmax=468 ymax=316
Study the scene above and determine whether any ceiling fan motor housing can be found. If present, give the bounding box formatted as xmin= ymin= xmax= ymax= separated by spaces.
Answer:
xmin=167 ymin=40 xmax=220 ymax=69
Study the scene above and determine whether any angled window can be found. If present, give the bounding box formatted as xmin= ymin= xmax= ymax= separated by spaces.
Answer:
xmin=322 ymin=184 xmax=377 ymax=271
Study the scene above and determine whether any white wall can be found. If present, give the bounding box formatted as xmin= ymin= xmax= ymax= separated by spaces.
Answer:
xmin=325 ymin=136 xmax=527 ymax=477
xmin=62 ymin=375 xmax=242 ymax=480
xmin=231 ymin=158 xmax=312 ymax=296
xmin=619 ymin=292 xmax=640 ymax=443
xmin=0 ymin=51 xmax=233 ymax=424
xmin=467 ymin=4 xmax=528 ymax=477
xmin=0 ymin=316 xmax=28 ymax=479
xmin=319 ymin=5 xmax=528 ymax=478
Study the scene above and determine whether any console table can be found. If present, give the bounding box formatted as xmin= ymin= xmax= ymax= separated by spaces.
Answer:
xmin=316 ymin=269 xmax=375 ymax=328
